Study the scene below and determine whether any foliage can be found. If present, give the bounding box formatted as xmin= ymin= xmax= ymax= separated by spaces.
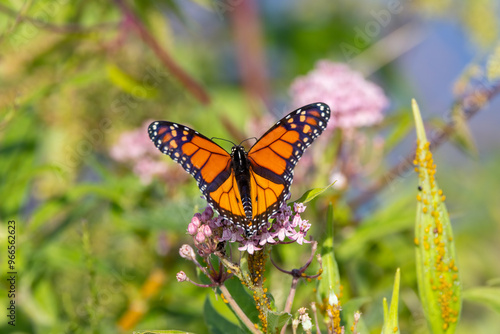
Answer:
xmin=1 ymin=0 xmax=500 ymax=333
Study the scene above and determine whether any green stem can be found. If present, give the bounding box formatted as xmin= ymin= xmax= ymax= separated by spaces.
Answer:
xmin=220 ymin=284 xmax=262 ymax=334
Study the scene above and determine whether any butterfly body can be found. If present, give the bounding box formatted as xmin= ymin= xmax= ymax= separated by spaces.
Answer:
xmin=230 ymin=146 xmax=253 ymax=220
xmin=148 ymin=102 xmax=330 ymax=236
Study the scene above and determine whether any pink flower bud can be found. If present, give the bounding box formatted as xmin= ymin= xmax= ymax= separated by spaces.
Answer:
xmin=191 ymin=215 xmax=201 ymax=228
xmin=187 ymin=222 xmax=198 ymax=235
xmin=195 ymin=231 xmax=206 ymax=243
xmin=202 ymin=224 xmax=212 ymax=237
xmin=179 ymin=244 xmax=196 ymax=260
xmin=176 ymin=271 xmax=187 ymax=282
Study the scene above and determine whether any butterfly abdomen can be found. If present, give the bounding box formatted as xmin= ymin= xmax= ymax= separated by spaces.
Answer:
xmin=231 ymin=146 xmax=253 ymax=220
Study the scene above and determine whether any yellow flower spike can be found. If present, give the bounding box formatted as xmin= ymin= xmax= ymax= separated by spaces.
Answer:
xmin=412 ymin=99 xmax=462 ymax=333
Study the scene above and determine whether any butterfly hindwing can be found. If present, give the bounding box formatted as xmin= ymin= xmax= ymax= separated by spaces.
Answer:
xmin=247 ymin=102 xmax=331 ymax=222
xmin=205 ymin=169 xmax=247 ymax=227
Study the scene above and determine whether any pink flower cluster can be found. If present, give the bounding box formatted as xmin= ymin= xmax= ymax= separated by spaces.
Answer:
xmin=110 ymin=120 xmax=170 ymax=184
xmin=187 ymin=202 xmax=312 ymax=255
xmin=290 ymin=60 xmax=389 ymax=130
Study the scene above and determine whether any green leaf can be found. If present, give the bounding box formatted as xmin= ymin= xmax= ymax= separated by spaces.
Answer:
xmin=381 ymin=268 xmax=401 ymax=334
xmin=317 ymin=203 xmax=341 ymax=303
xmin=106 ymin=63 xmax=158 ymax=98
xmin=293 ymin=182 xmax=335 ymax=204
xmin=204 ymin=298 xmax=245 ymax=334
xmin=134 ymin=331 xmax=195 ymax=334
xmin=30 ymin=198 xmax=100 ymax=247
xmin=384 ymin=110 xmax=413 ymax=152
xmin=383 ymin=298 xmax=389 ymax=327
xmin=66 ymin=183 xmax=124 ymax=203
xmin=0 ymin=107 xmax=38 ymax=217
xmin=463 ymin=287 xmax=500 ymax=313
xmin=222 ymin=278 xmax=260 ymax=324
xmin=27 ymin=280 xmax=59 ymax=326
xmin=28 ymin=197 xmax=67 ymax=232
xmin=336 ymin=194 xmax=414 ymax=261
xmin=341 ymin=297 xmax=370 ymax=334
xmin=266 ymin=310 xmax=292 ymax=333
xmin=428 ymin=111 xmax=478 ymax=158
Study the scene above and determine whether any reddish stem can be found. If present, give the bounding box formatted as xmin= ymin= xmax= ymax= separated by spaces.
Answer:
xmin=229 ymin=0 xmax=269 ymax=111
xmin=348 ymin=82 xmax=500 ymax=210
xmin=114 ymin=0 xmax=210 ymax=105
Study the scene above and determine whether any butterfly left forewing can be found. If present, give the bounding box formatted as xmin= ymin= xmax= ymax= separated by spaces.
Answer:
xmin=148 ymin=121 xmax=231 ymax=196
xmin=148 ymin=121 xmax=247 ymax=227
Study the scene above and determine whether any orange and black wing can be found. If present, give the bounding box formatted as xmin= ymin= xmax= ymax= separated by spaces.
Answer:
xmin=247 ymin=102 xmax=330 ymax=224
xmin=148 ymin=121 xmax=247 ymax=225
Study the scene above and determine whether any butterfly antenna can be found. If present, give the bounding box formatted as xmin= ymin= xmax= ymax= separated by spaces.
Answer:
xmin=212 ymin=137 xmax=236 ymax=147
xmin=239 ymin=137 xmax=257 ymax=147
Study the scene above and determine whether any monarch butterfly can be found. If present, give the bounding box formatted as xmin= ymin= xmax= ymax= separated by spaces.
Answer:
xmin=148 ymin=102 xmax=330 ymax=236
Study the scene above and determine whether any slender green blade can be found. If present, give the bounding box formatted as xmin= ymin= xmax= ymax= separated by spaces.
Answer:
xmin=463 ymin=287 xmax=500 ymax=313
xmin=381 ymin=269 xmax=401 ymax=334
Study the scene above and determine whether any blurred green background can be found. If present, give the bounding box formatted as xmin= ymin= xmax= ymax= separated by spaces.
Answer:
xmin=1 ymin=0 xmax=500 ymax=333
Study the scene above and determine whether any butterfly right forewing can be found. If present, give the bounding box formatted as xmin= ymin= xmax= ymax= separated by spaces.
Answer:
xmin=246 ymin=102 xmax=331 ymax=226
